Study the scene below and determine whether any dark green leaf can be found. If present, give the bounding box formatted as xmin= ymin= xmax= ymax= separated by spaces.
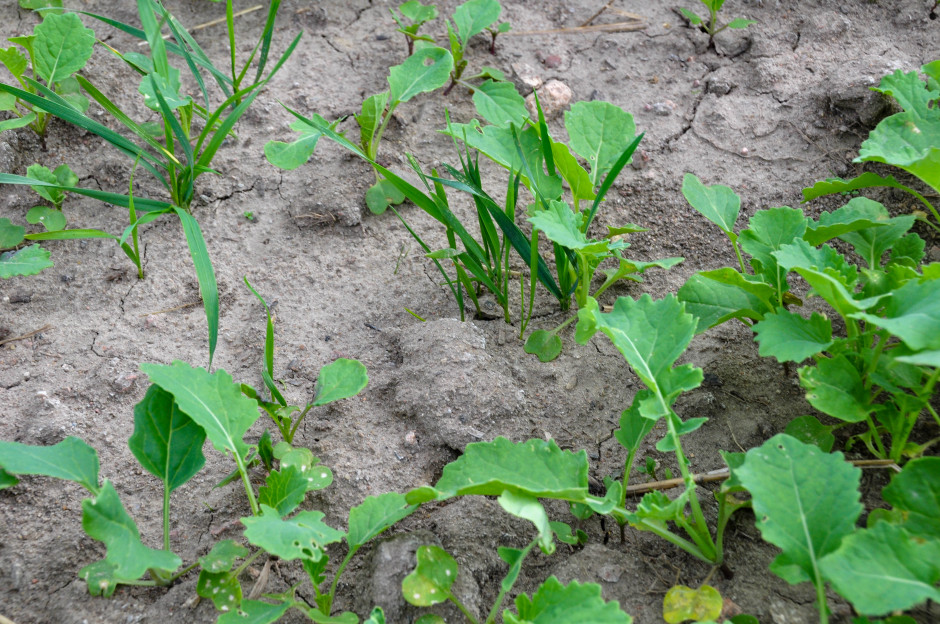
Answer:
xmin=783 ymin=415 xmax=835 ymax=453
xmin=799 ymin=355 xmax=871 ymax=423
xmin=753 ymin=310 xmax=833 ymax=363
xmin=882 ymin=457 xmax=940 ymax=540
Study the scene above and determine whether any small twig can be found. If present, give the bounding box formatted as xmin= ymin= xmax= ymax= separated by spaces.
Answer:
xmin=582 ymin=0 xmax=616 ymax=26
xmin=138 ymin=302 xmax=200 ymax=317
xmin=505 ymin=20 xmax=646 ymax=37
xmin=0 ymin=324 xmax=52 ymax=347
xmin=1 ymin=614 xmax=19 ymax=624
xmin=138 ymin=5 xmax=263 ymax=45
xmin=626 ymin=458 xmax=901 ymax=495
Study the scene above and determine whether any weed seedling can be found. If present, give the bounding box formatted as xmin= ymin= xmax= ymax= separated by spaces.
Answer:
xmin=389 ymin=1 xmax=438 ymax=56
xmin=443 ymin=0 xmax=505 ymax=94
xmin=0 ymin=10 xmax=95 ymax=136
xmin=679 ymin=0 xmax=755 ymax=51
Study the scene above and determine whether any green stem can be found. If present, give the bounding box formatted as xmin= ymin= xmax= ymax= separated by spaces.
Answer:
xmin=927 ymin=402 xmax=940 ymax=429
xmin=322 ymin=546 xmax=359 ymax=615
xmin=484 ymin=538 xmax=538 ymax=623
xmin=163 ymin=482 xmax=171 ymax=552
xmin=287 ymin=404 xmax=313 ymax=444
xmin=814 ymin=575 xmax=829 ymax=624
xmin=447 ymin=590 xmax=480 ymax=624
xmin=371 ymin=100 xmax=400 ymax=163
xmin=731 ymin=238 xmax=746 ymax=274
xmin=620 ymin=448 xmax=639 ymax=509
xmin=165 ymin=559 xmax=201 ymax=584
xmin=233 ymin=450 xmax=260 ymax=516
xmin=231 ymin=549 xmax=265 ymax=579
xmin=666 ymin=412 xmax=717 ymax=562
xmin=864 ymin=416 xmax=887 ymax=459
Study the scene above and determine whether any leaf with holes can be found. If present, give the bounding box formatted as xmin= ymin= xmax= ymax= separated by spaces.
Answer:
xmin=402 ymin=545 xmax=457 ymax=607
xmin=241 ymin=505 xmax=344 ymax=562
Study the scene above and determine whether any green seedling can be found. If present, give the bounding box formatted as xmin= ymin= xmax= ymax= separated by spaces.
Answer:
xmin=0 ymin=11 xmax=95 ymax=136
xmin=485 ymin=21 xmax=510 ymax=55
xmin=0 ymin=0 xmax=301 ymax=367
xmin=575 ymin=295 xmax=749 ymax=565
xmin=443 ymin=0 xmax=505 ymax=95
xmin=663 ymin=585 xmax=757 ymax=624
xmin=242 ymin=277 xmax=368 ymax=445
xmin=266 ymin=45 xmax=453 ymax=215
xmin=389 ymin=1 xmax=439 ymax=55
xmin=802 ymin=60 xmax=940 ymax=232
xmin=405 ymin=437 xmax=633 ymax=623
xmin=243 ymin=210 xmax=255 ymax=221
xmin=679 ymin=0 xmax=756 ymax=51
xmin=0 ymin=358 xmax=412 ymax=624
xmin=738 ymin=438 xmax=940 ymax=624
xmin=679 ymin=174 xmax=940 ymax=462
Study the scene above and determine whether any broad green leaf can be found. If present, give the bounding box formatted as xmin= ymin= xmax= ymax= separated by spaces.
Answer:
xmin=199 ymin=539 xmax=248 ymax=573
xmin=313 ymin=358 xmax=368 ymax=406
xmin=355 ymin=92 xmax=389 ymax=152
xmin=26 ymin=163 xmax=65 ymax=206
xmin=851 ymin=277 xmax=940 ymax=351
xmin=894 ymin=349 xmax=940 ymax=367
xmin=529 ymin=200 xmax=601 ymax=252
xmin=565 ymin=101 xmax=637 ymax=186
xmin=681 ymin=173 xmax=740 ymax=236
xmin=858 ymin=69 xmax=940 ymax=194
xmin=551 ymin=140 xmax=595 ymax=203
xmin=217 ymin=600 xmax=290 ymax=624
xmin=882 ymin=457 xmax=940 ymax=539
xmin=277 ymin=446 xmax=333 ymax=492
xmin=258 ymin=466 xmax=307 ymax=517
xmin=834 ymin=198 xmax=914 ymax=269
xmin=0 ymin=436 xmax=98 ymax=492
xmin=678 ymin=8 xmax=703 ymax=25
xmin=264 ymin=114 xmax=333 ymax=170
xmin=242 ymin=506 xmax=344 ymax=562
xmin=140 ymin=361 xmax=260 ymax=460
xmin=498 ymin=490 xmax=554 ymax=554
xmin=78 ymin=560 xmax=121 ymax=597
xmin=0 ymin=217 xmax=26 ymax=247
xmin=0 ymin=45 xmax=28 ymax=80
xmin=784 ymin=415 xmax=835 ymax=453
xmin=0 ymin=114 xmax=36 ymax=132
xmin=26 ymin=206 xmax=66 ymax=231
xmin=453 ymin=0 xmax=501 ymax=43
xmin=197 ymin=569 xmax=242 ymax=612
xmin=398 ymin=1 xmax=438 ymax=24
xmin=802 ymin=172 xmax=924 ymax=206
xmin=753 ymin=310 xmax=833 ymax=363
xmin=504 ymin=576 xmax=632 ymax=624
xmin=678 ymin=269 xmax=774 ymax=332
xmin=0 ymin=244 xmax=53 ymax=278
xmin=799 ymin=355 xmax=871 ymax=423
xmin=804 ymin=196 xmax=896 ymax=245
xmin=54 ymin=161 xmax=80 ymax=187
xmin=576 ymin=295 xmax=702 ymax=418
xmin=80 ymin=481 xmax=181 ymax=581
xmin=614 ymin=392 xmax=656 ymax=451
xmin=739 ymin=207 xmax=807 ymax=287
xmin=365 ymin=178 xmax=406 ymax=215
xmin=888 ymin=233 xmax=926 ymax=269
xmin=663 ymin=585 xmax=722 ymax=624
xmin=726 ymin=18 xmax=756 ymax=28
xmin=819 ymin=522 xmax=940 ymax=616
xmin=406 ymin=437 xmax=589 ymax=504
xmin=32 ymin=12 xmax=95 ymax=85
xmin=129 ymin=385 xmax=206 ymax=493
xmin=347 ymin=492 xmax=417 ymax=549
xmin=402 ymin=545 xmax=457 ymax=606
xmin=794 ymin=266 xmax=886 ymax=321
xmin=306 ymin=610 xmax=359 ymax=624
xmin=0 ymin=92 xmax=16 ymax=111
xmin=139 ymin=69 xmax=190 ymax=111
xmin=773 ymin=239 xmax=858 ymax=287
xmin=387 ymin=46 xmax=453 ymax=105
xmin=655 ymin=415 xmax=708 ymax=452
xmin=736 ymin=434 xmax=861 ymax=585
xmin=523 ymin=329 xmax=562 ymax=362
xmin=472 ymin=79 xmax=528 ymax=127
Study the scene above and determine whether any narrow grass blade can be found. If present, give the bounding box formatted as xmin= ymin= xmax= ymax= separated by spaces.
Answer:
xmin=0 ymin=174 xmax=172 ymax=212
xmin=174 ymin=207 xmax=219 ymax=369
xmin=195 ymin=88 xmax=262 ymax=169
xmin=253 ymin=0 xmax=282 ymax=83
xmin=584 ymin=133 xmax=643 ymax=230
xmin=244 ymin=276 xmax=287 ymax=406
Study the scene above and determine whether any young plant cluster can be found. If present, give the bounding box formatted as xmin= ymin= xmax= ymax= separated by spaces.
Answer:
xmin=1 ymin=0 xmax=938 ymax=621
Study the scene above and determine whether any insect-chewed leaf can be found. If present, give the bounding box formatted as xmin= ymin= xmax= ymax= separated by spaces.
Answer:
xmin=402 ymin=545 xmax=457 ymax=607
xmin=0 ymin=436 xmax=99 ymax=492
xmin=258 ymin=466 xmax=308 ymax=517
xmin=681 ymin=173 xmax=740 ymax=236
xmin=736 ymin=434 xmax=861 ymax=585
xmin=575 ymin=295 xmax=702 ymax=417
xmin=140 ymin=361 xmax=259 ymax=460
xmin=405 ymin=437 xmax=589 ymax=504
xmin=347 ymin=492 xmax=418 ymax=549
xmin=0 ymin=244 xmax=53 ymax=278
xmin=472 ymin=79 xmax=528 ymax=128
xmin=241 ymin=505 xmax=344 ymax=562
xmin=32 ymin=12 xmax=95 ymax=85
xmin=81 ymin=481 xmax=181 ymax=581
xmin=216 ymin=599 xmax=290 ymax=624
xmin=852 ymin=277 xmax=940 ymax=351
xmin=819 ymin=522 xmax=940 ymax=616
xmin=313 ymin=358 xmax=368 ymax=406
xmin=882 ymin=457 xmax=940 ymax=540
xmin=504 ymin=576 xmax=632 ymax=624
xmin=129 ymin=385 xmax=206 ymax=493
xmin=798 ymin=355 xmax=871 ymax=423
xmin=753 ymin=309 xmax=833 ymax=363
xmin=199 ymin=539 xmax=249 ymax=574
xmin=565 ymin=101 xmax=637 ymax=186
xmin=387 ymin=46 xmax=453 ymax=105
xmin=662 ymin=584 xmax=722 ymax=624
xmin=453 ymin=0 xmax=502 ymax=43
xmin=523 ymin=329 xmax=563 ymax=363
